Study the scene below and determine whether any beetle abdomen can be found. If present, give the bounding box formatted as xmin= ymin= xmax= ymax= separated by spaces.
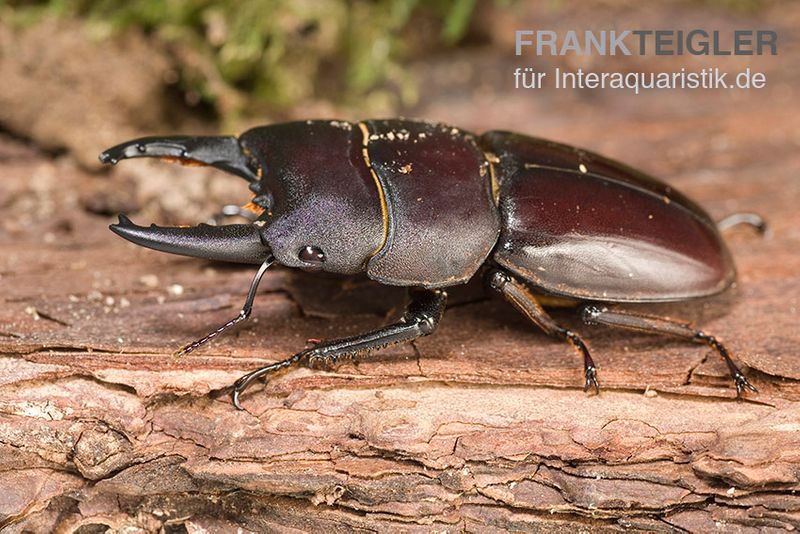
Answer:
xmin=481 ymin=132 xmax=735 ymax=302
xmin=364 ymin=120 xmax=500 ymax=288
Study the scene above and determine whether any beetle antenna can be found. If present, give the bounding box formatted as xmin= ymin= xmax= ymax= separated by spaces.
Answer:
xmin=173 ymin=256 xmax=275 ymax=358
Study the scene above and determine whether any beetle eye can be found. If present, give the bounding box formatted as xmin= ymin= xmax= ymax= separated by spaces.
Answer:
xmin=299 ymin=245 xmax=325 ymax=266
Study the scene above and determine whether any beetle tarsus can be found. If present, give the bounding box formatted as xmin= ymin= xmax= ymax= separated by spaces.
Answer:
xmin=564 ymin=329 xmax=600 ymax=394
xmin=695 ymin=331 xmax=757 ymax=397
xmin=174 ymin=258 xmax=273 ymax=359
xmin=584 ymin=365 xmax=600 ymax=395
xmin=232 ymin=352 xmax=306 ymax=410
xmin=230 ymin=288 xmax=447 ymax=409
xmin=733 ymin=371 xmax=758 ymax=398
xmin=582 ymin=307 xmax=757 ymax=397
xmin=717 ymin=212 xmax=768 ymax=235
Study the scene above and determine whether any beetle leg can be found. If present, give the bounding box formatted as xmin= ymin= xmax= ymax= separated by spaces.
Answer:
xmin=231 ymin=288 xmax=447 ymax=409
xmin=487 ymin=269 xmax=599 ymax=394
xmin=99 ymin=135 xmax=260 ymax=183
xmin=173 ymin=256 xmax=275 ymax=358
xmin=581 ymin=306 xmax=757 ymax=397
xmin=716 ymin=212 xmax=768 ymax=235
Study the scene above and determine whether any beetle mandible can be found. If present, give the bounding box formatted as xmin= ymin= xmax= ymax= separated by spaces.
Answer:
xmin=99 ymin=119 xmax=763 ymax=408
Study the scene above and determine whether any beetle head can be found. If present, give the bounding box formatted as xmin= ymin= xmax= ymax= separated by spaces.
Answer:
xmin=100 ymin=121 xmax=384 ymax=274
xmin=238 ymin=121 xmax=384 ymax=274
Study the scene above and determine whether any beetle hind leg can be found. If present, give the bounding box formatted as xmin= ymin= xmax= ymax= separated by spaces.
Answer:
xmin=581 ymin=306 xmax=757 ymax=397
xmin=487 ymin=269 xmax=599 ymax=394
xmin=232 ymin=288 xmax=447 ymax=409
xmin=717 ymin=212 xmax=768 ymax=235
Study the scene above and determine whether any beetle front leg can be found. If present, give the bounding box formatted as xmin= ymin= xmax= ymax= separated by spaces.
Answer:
xmin=487 ymin=269 xmax=599 ymax=394
xmin=581 ymin=306 xmax=757 ymax=397
xmin=231 ymin=288 xmax=447 ymax=409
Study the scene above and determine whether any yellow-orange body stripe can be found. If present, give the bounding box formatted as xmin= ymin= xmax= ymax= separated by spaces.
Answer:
xmin=358 ymin=121 xmax=389 ymax=256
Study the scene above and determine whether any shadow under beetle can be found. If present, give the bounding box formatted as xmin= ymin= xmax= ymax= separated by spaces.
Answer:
xmin=99 ymin=119 xmax=765 ymax=409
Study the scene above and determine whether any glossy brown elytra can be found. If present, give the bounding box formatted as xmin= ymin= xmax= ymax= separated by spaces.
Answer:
xmin=99 ymin=119 xmax=762 ymax=408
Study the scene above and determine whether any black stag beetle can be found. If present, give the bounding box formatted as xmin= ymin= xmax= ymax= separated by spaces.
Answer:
xmin=99 ymin=119 xmax=765 ymax=408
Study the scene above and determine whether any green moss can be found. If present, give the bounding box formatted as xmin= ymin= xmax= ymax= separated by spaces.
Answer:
xmin=1 ymin=0 xmax=485 ymax=123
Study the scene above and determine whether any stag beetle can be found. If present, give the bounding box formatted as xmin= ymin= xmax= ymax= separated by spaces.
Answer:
xmin=99 ymin=119 xmax=764 ymax=408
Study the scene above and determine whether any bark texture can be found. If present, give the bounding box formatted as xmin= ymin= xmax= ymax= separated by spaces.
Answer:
xmin=2 ymin=4 xmax=800 ymax=532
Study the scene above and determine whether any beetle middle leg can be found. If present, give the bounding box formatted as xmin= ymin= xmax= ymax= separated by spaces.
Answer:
xmin=581 ymin=306 xmax=757 ymax=397
xmin=231 ymin=288 xmax=447 ymax=409
xmin=487 ymin=269 xmax=599 ymax=394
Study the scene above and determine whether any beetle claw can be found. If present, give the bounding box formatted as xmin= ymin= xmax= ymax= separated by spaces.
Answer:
xmin=230 ymin=352 xmax=306 ymax=409
xmin=232 ymin=387 xmax=245 ymax=411
xmin=734 ymin=372 xmax=758 ymax=398
xmin=99 ymin=135 xmax=259 ymax=182
xmin=584 ymin=366 xmax=600 ymax=395
xmin=231 ymin=368 xmax=262 ymax=410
